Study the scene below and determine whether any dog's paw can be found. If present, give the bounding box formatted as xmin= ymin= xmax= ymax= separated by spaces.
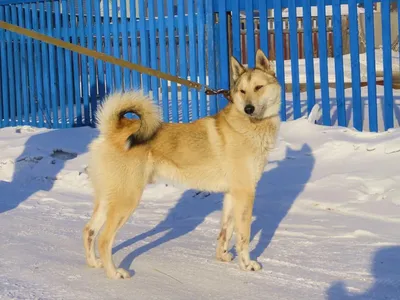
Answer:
xmin=87 ymin=258 xmax=103 ymax=268
xmin=216 ymin=250 xmax=234 ymax=262
xmin=107 ymin=268 xmax=131 ymax=279
xmin=240 ymin=260 xmax=262 ymax=271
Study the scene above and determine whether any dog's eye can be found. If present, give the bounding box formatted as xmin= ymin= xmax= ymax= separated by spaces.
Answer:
xmin=254 ymin=85 xmax=264 ymax=92
xmin=240 ymin=89 xmax=246 ymax=94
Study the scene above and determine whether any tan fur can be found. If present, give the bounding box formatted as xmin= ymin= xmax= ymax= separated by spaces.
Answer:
xmin=83 ymin=49 xmax=282 ymax=279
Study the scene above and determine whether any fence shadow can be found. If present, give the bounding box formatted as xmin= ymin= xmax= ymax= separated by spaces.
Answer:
xmin=114 ymin=144 xmax=314 ymax=273
xmin=326 ymin=246 xmax=400 ymax=300
xmin=0 ymin=83 xmax=103 ymax=214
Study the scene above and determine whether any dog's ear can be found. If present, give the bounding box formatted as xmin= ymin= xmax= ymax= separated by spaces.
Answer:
xmin=256 ymin=49 xmax=275 ymax=76
xmin=230 ymin=56 xmax=246 ymax=82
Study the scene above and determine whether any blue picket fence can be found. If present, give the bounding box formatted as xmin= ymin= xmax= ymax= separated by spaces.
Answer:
xmin=0 ymin=0 xmax=397 ymax=132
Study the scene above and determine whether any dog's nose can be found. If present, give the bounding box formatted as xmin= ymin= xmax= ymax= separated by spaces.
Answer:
xmin=244 ymin=104 xmax=255 ymax=115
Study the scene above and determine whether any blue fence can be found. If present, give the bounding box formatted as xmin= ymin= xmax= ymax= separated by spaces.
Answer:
xmin=0 ymin=0 xmax=397 ymax=132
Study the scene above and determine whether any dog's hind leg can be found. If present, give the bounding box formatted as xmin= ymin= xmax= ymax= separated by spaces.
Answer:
xmin=231 ymin=188 xmax=261 ymax=272
xmin=83 ymin=198 xmax=107 ymax=268
xmin=98 ymin=189 xmax=143 ymax=279
xmin=216 ymin=193 xmax=234 ymax=262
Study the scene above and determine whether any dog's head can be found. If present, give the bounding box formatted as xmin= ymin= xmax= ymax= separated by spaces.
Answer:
xmin=230 ymin=49 xmax=281 ymax=120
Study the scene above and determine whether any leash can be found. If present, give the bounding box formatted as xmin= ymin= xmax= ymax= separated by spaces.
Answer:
xmin=0 ymin=21 xmax=231 ymax=101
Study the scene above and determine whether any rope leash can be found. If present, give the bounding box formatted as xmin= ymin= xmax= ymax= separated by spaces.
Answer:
xmin=0 ymin=21 xmax=231 ymax=101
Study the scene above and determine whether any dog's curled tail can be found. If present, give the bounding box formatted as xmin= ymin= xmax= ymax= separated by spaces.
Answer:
xmin=95 ymin=90 xmax=161 ymax=149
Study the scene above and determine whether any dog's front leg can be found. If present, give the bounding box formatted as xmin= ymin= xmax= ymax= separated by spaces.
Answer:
xmin=232 ymin=189 xmax=261 ymax=271
xmin=216 ymin=193 xmax=234 ymax=262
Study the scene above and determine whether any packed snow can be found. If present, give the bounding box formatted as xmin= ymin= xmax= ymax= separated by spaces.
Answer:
xmin=1 ymin=112 xmax=400 ymax=299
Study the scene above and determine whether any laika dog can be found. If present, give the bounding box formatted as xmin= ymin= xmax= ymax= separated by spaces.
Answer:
xmin=83 ymin=49 xmax=282 ymax=279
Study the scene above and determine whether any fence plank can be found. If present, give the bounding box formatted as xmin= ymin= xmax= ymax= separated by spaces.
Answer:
xmin=78 ymin=0 xmax=89 ymax=125
xmin=25 ymin=3 xmax=37 ymax=127
xmin=381 ymin=0 xmax=394 ymax=130
xmin=218 ymin=0 xmax=229 ymax=109
xmin=364 ymin=0 xmax=378 ymax=132
xmin=302 ymin=0 xmax=316 ymax=115
xmin=188 ymin=0 xmax=199 ymax=120
xmin=197 ymin=0 xmax=207 ymax=118
xmin=259 ymin=0 xmax=268 ymax=56
xmin=178 ymin=0 xmax=189 ymax=122
xmin=317 ymin=0 xmax=330 ymax=126
xmin=130 ymin=0 xmax=140 ymax=90
xmin=206 ymin=0 xmax=217 ymax=115
xmin=288 ymin=0 xmax=301 ymax=119
xmin=157 ymin=0 xmax=169 ymax=122
xmin=11 ymin=5 xmax=22 ymax=126
xmin=103 ymin=0 xmax=113 ymax=93
xmin=245 ymin=0 xmax=255 ymax=67
xmin=167 ymin=0 xmax=179 ymax=122
xmin=148 ymin=0 xmax=159 ymax=107
xmin=86 ymin=0 xmax=96 ymax=124
xmin=138 ymin=0 xmax=149 ymax=94
xmin=38 ymin=2 xmax=51 ymax=128
xmin=17 ymin=4 xmax=29 ymax=125
xmin=332 ymin=0 xmax=346 ymax=127
xmin=70 ymin=0 xmax=82 ymax=126
xmin=62 ymin=0 xmax=74 ymax=127
xmin=94 ymin=0 xmax=105 ymax=104
xmin=273 ymin=0 xmax=286 ymax=121
xmin=112 ymin=0 xmax=122 ymax=92
xmin=349 ymin=0 xmax=362 ymax=131
xmin=46 ymin=1 xmax=58 ymax=128
xmin=121 ymin=0 xmax=130 ymax=91
xmin=5 ymin=6 xmax=16 ymax=126
xmin=232 ymin=0 xmax=241 ymax=61
xmin=0 ymin=6 xmax=7 ymax=127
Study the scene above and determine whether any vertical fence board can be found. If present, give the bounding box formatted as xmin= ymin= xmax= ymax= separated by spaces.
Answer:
xmin=197 ymin=0 xmax=207 ymax=118
xmin=46 ymin=1 xmax=58 ymax=128
xmin=38 ymin=2 xmax=51 ymax=127
xmin=332 ymin=0 xmax=346 ymax=127
xmin=5 ymin=6 xmax=16 ymax=126
xmin=112 ymin=0 xmax=122 ymax=92
xmin=288 ymin=0 xmax=301 ymax=119
xmin=11 ymin=5 xmax=22 ymax=125
xmin=17 ymin=4 xmax=29 ymax=125
xmin=349 ymin=0 xmax=362 ymax=131
xmin=94 ymin=0 xmax=105 ymax=105
xmin=364 ymin=0 xmax=378 ymax=132
xmin=62 ymin=0 xmax=74 ymax=127
xmin=206 ymin=0 xmax=217 ymax=115
xmin=121 ymin=0 xmax=130 ymax=91
xmin=188 ymin=0 xmax=199 ymax=120
xmin=138 ymin=0 xmax=149 ymax=94
xmin=259 ymin=0 xmax=268 ymax=56
xmin=70 ymin=0 xmax=82 ymax=126
xmin=130 ymin=0 xmax=140 ymax=89
xmin=178 ymin=0 xmax=189 ymax=122
xmin=103 ymin=0 xmax=113 ymax=93
xmin=148 ymin=0 xmax=159 ymax=107
xmin=167 ymin=0 xmax=178 ymax=122
xmin=0 ymin=6 xmax=7 ymax=127
xmin=302 ymin=0 xmax=316 ymax=115
xmin=157 ymin=0 xmax=169 ymax=122
xmin=86 ymin=0 xmax=96 ymax=124
xmin=273 ymin=0 xmax=286 ymax=121
xmin=381 ymin=0 xmax=394 ymax=130
xmin=218 ymin=0 xmax=229 ymax=109
xmin=25 ymin=3 xmax=37 ymax=127
xmin=317 ymin=0 xmax=330 ymax=126
xmin=245 ymin=0 xmax=255 ymax=67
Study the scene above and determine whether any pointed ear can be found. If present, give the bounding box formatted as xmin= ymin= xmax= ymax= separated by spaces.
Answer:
xmin=230 ymin=56 xmax=246 ymax=82
xmin=256 ymin=49 xmax=274 ymax=75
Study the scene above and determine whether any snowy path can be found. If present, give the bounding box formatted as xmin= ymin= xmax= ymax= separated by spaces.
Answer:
xmin=0 ymin=120 xmax=400 ymax=299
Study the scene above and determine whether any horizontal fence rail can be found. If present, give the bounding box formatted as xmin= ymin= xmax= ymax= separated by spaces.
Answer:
xmin=0 ymin=0 xmax=398 ymax=133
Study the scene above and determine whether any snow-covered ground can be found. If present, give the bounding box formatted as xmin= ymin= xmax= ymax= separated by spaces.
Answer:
xmin=1 ymin=115 xmax=400 ymax=299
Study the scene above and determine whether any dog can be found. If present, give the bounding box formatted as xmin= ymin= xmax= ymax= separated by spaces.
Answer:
xmin=82 ymin=49 xmax=282 ymax=279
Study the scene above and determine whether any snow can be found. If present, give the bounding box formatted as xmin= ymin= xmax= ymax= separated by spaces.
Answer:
xmin=1 ymin=114 xmax=400 ymax=299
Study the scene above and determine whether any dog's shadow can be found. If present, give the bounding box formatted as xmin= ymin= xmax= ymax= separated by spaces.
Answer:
xmin=113 ymin=144 xmax=314 ymax=272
